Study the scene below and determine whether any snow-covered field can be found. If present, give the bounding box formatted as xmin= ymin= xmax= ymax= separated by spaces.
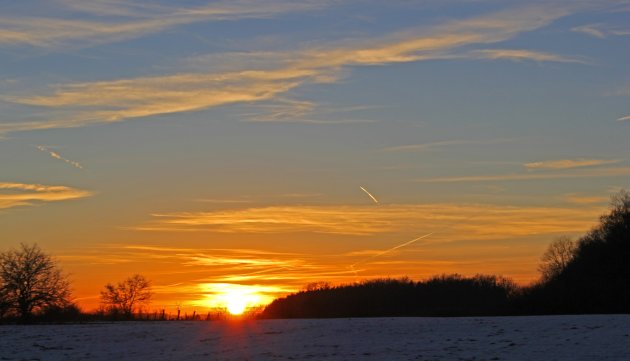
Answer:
xmin=1 ymin=315 xmax=629 ymax=360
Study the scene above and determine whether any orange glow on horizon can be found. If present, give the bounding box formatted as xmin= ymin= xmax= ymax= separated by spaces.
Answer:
xmin=56 ymin=200 xmax=607 ymax=313
xmin=197 ymin=283 xmax=280 ymax=315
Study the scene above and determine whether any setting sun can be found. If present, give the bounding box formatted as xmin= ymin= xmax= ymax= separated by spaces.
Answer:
xmin=225 ymin=294 xmax=248 ymax=315
xmin=199 ymin=283 xmax=281 ymax=315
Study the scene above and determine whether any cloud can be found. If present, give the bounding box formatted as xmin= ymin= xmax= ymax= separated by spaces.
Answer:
xmin=564 ymin=193 xmax=609 ymax=205
xmin=60 ymin=244 xmax=345 ymax=306
xmin=0 ymin=182 xmax=92 ymax=209
xmin=240 ymin=98 xmax=381 ymax=123
xmin=383 ymin=138 xmax=513 ymax=152
xmin=524 ymin=158 xmax=620 ymax=170
xmin=195 ymin=198 xmax=253 ymax=204
xmin=469 ymin=49 xmax=588 ymax=64
xmin=572 ymin=24 xmax=607 ymax=38
xmin=1 ymin=69 xmax=314 ymax=132
xmin=0 ymin=1 xmax=324 ymax=48
xmin=418 ymin=166 xmax=630 ymax=183
xmin=59 ymin=0 xmax=185 ymax=18
xmin=280 ymin=193 xmax=323 ymax=199
xmin=617 ymin=115 xmax=630 ymax=122
xmin=572 ymin=24 xmax=630 ymax=38
xmin=36 ymin=145 xmax=83 ymax=169
xmin=1 ymin=3 xmax=585 ymax=134
xmin=132 ymin=202 xmax=602 ymax=240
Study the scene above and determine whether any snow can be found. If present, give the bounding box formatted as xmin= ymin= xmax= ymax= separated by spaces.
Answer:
xmin=1 ymin=315 xmax=629 ymax=360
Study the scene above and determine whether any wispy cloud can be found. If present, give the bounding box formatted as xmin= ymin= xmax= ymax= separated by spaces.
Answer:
xmin=418 ymin=166 xmax=630 ymax=183
xmin=280 ymin=192 xmax=323 ymax=199
xmin=0 ymin=182 xmax=92 ymax=210
xmin=35 ymin=145 xmax=83 ymax=169
xmin=524 ymin=158 xmax=620 ymax=170
xmin=0 ymin=1 xmax=324 ymax=48
xmin=617 ymin=115 xmax=630 ymax=122
xmin=133 ymin=202 xmax=602 ymax=240
xmin=382 ymin=138 xmax=513 ymax=152
xmin=564 ymin=193 xmax=609 ymax=205
xmin=60 ymin=244 xmax=347 ymax=306
xmin=241 ymin=99 xmax=380 ymax=124
xmin=195 ymin=198 xmax=253 ymax=204
xmin=1 ymin=3 xmax=585 ymax=134
xmin=1 ymin=69 xmax=314 ymax=132
xmin=470 ymin=49 xmax=588 ymax=64
xmin=572 ymin=24 xmax=630 ymax=38
xmin=572 ymin=24 xmax=607 ymax=38
xmin=60 ymin=0 xmax=186 ymax=18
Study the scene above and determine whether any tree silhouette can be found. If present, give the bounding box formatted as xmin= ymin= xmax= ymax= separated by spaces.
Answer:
xmin=538 ymin=236 xmax=576 ymax=281
xmin=527 ymin=190 xmax=630 ymax=314
xmin=100 ymin=274 xmax=152 ymax=318
xmin=0 ymin=243 xmax=71 ymax=322
xmin=0 ymin=279 xmax=9 ymax=319
xmin=560 ymin=190 xmax=630 ymax=312
xmin=262 ymin=275 xmax=517 ymax=318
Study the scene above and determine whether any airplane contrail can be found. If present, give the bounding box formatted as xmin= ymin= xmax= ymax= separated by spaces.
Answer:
xmin=351 ymin=232 xmax=433 ymax=268
xmin=359 ymin=186 xmax=379 ymax=204
xmin=36 ymin=145 xmax=83 ymax=169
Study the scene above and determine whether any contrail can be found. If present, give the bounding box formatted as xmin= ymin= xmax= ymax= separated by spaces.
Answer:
xmin=359 ymin=186 xmax=379 ymax=204
xmin=351 ymin=232 xmax=433 ymax=268
xmin=36 ymin=146 xmax=83 ymax=169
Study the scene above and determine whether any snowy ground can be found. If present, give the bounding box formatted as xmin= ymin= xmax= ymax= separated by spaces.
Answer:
xmin=1 ymin=315 xmax=629 ymax=360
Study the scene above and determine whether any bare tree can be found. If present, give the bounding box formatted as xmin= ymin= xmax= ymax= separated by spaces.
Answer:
xmin=538 ymin=236 xmax=576 ymax=280
xmin=0 ymin=243 xmax=71 ymax=321
xmin=0 ymin=279 xmax=9 ymax=319
xmin=100 ymin=274 xmax=152 ymax=318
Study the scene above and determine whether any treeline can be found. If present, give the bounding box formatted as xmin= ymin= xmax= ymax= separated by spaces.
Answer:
xmin=521 ymin=191 xmax=630 ymax=314
xmin=262 ymin=191 xmax=630 ymax=318
xmin=262 ymin=275 xmax=517 ymax=318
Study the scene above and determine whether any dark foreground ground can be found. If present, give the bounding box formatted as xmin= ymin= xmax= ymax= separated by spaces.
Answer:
xmin=1 ymin=315 xmax=629 ymax=360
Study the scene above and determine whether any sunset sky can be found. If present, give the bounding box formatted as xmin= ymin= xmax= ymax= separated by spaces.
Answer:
xmin=1 ymin=0 xmax=629 ymax=313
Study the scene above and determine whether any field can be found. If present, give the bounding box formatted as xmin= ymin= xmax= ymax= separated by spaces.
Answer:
xmin=1 ymin=315 xmax=629 ymax=360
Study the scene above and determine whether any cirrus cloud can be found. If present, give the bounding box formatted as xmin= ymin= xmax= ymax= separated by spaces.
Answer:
xmin=0 ymin=1 xmax=325 ymax=48
xmin=0 ymin=182 xmax=92 ymax=210
xmin=133 ymin=203 xmax=602 ymax=240
xmin=524 ymin=158 xmax=621 ymax=170
xmin=1 ymin=3 xmax=590 ymax=134
xmin=469 ymin=49 xmax=588 ymax=64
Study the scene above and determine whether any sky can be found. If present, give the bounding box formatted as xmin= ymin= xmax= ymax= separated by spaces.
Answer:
xmin=1 ymin=0 xmax=629 ymax=313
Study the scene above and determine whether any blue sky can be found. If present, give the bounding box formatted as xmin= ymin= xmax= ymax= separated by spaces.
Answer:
xmin=1 ymin=0 xmax=629 ymax=311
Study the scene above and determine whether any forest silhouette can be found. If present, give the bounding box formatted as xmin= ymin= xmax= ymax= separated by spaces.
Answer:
xmin=263 ymin=190 xmax=630 ymax=318
xmin=1 ymin=191 xmax=629 ymax=323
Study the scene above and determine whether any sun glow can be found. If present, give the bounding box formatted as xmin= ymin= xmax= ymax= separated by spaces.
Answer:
xmin=225 ymin=294 xmax=248 ymax=315
xmin=199 ymin=283 xmax=279 ymax=315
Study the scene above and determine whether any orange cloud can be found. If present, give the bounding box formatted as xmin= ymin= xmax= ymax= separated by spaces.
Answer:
xmin=524 ymin=158 xmax=620 ymax=170
xmin=0 ymin=182 xmax=92 ymax=209
xmin=419 ymin=166 xmax=630 ymax=183
xmin=470 ymin=49 xmax=587 ymax=63
xmin=564 ymin=193 xmax=609 ymax=205
xmin=134 ymin=203 xmax=602 ymax=239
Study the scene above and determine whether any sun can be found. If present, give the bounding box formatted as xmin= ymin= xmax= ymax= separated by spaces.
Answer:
xmin=199 ymin=283 xmax=278 ymax=316
xmin=225 ymin=293 xmax=248 ymax=315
